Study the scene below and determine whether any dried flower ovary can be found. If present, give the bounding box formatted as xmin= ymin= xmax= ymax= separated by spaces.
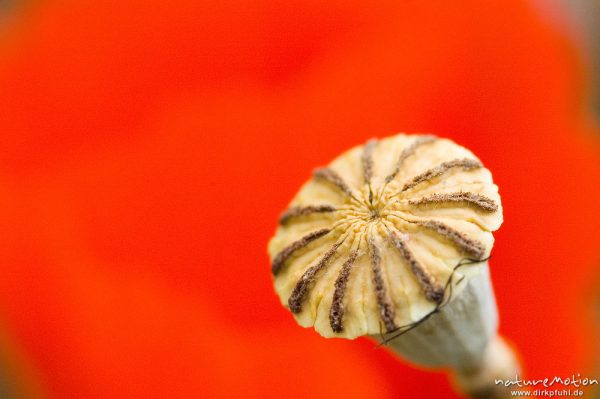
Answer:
xmin=268 ymin=134 xmax=503 ymax=339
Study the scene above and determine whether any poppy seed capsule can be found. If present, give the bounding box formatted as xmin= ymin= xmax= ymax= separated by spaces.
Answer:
xmin=268 ymin=134 xmax=520 ymax=398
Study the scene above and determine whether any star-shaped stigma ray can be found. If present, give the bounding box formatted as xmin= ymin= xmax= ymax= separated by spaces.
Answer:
xmin=368 ymin=237 xmax=397 ymax=332
xmin=418 ymin=220 xmax=486 ymax=260
xmin=399 ymin=158 xmax=482 ymax=193
xmin=271 ymin=228 xmax=331 ymax=274
xmin=387 ymin=230 xmax=445 ymax=304
xmin=384 ymin=135 xmax=437 ymax=184
xmin=361 ymin=138 xmax=382 ymax=206
xmin=330 ymin=250 xmax=359 ymax=333
xmin=313 ymin=167 xmax=356 ymax=199
xmin=269 ymin=134 xmax=502 ymax=337
xmin=408 ymin=192 xmax=498 ymax=212
xmin=288 ymin=240 xmax=344 ymax=313
xmin=279 ymin=205 xmax=337 ymax=225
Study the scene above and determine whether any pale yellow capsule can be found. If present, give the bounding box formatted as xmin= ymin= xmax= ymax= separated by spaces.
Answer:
xmin=268 ymin=133 xmax=502 ymax=339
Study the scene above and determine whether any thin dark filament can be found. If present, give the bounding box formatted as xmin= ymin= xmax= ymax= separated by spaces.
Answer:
xmin=330 ymin=250 xmax=358 ymax=333
xmin=408 ymin=192 xmax=498 ymax=212
xmin=377 ymin=256 xmax=490 ymax=345
xmin=400 ymin=158 xmax=482 ymax=193
xmin=279 ymin=205 xmax=337 ymax=225
xmin=369 ymin=238 xmax=397 ymax=332
xmin=288 ymin=240 xmax=344 ymax=313
xmin=271 ymin=228 xmax=331 ymax=275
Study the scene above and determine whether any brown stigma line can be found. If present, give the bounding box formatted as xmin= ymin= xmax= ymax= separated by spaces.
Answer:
xmin=369 ymin=238 xmax=397 ymax=332
xmin=408 ymin=192 xmax=498 ymax=212
xmin=388 ymin=231 xmax=444 ymax=304
xmin=362 ymin=139 xmax=377 ymax=204
xmin=418 ymin=220 xmax=485 ymax=260
xmin=288 ymin=241 xmax=344 ymax=313
xmin=330 ymin=250 xmax=358 ymax=333
xmin=279 ymin=205 xmax=337 ymax=225
xmin=400 ymin=158 xmax=482 ymax=193
xmin=362 ymin=139 xmax=377 ymax=185
xmin=314 ymin=167 xmax=355 ymax=198
xmin=385 ymin=135 xmax=437 ymax=184
xmin=271 ymin=228 xmax=331 ymax=275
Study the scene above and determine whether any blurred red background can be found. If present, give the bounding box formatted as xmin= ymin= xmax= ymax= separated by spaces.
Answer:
xmin=1 ymin=1 xmax=599 ymax=398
